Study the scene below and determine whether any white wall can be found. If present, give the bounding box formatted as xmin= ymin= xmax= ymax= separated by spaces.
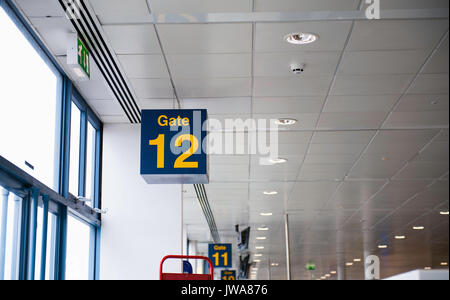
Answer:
xmin=100 ymin=124 xmax=183 ymax=280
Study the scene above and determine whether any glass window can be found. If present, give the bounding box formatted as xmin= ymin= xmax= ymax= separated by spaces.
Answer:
xmin=65 ymin=214 xmax=90 ymax=280
xmin=85 ymin=123 xmax=96 ymax=207
xmin=45 ymin=212 xmax=57 ymax=280
xmin=69 ymin=103 xmax=81 ymax=196
xmin=34 ymin=205 xmax=43 ymax=279
xmin=0 ymin=187 xmax=22 ymax=280
xmin=0 ymin=7 xmax=59 ymax=190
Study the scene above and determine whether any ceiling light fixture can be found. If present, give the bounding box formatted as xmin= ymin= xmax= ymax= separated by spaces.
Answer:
xmin=378 ymin=245 xmax=388 ymax=249
xmin=285 ymin=32 xmax=318 ymax=45
xmin=260 ymin=213 xmax=273 ymax=217
xmin=257 ymin=227 xmax=269 ymax=231
xmin=275 ymin=118 xmax=297 ymax=126
xmin=271 ymin=263 xmax=279 ymax=267
xmin=424 ymin=267 xmax=432 ymax=270
xmin=353 ymin=258 xmax=362 ymax=262
xmin=255 ymin=246 xmax=265 ymax=250
xmin=325 ymin=274 xmax=331 ymax=278
xmin=330 ymin=271 xmax=337 ymax=275
xmin=254 ymin=260 xmax=261 ymax=263
xmin=263 ymin=191 xmax=278 ymax=195
xmin=256 ymin=237 xmax=267 ymax=240
xmin=395 ymin=235 xmax=406 ymax=240
xmin=269 ymin=158 xmax=288 ymax=165
xmin=413 ymin=226 xmax=425 ymax=230
xmin=254 ymin=254 xmax=263 ymax=257
xmin=440 ymin=262 xmax=448 ymax=266
xmin=440 ymin=211 xmax=449 ymax=215
xmin=346 ymin=262 xmax=354 ymax=267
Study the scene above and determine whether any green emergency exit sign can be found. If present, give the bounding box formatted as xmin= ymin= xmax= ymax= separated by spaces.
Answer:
xmin=77 ymin=38 xmax=90 ymax=78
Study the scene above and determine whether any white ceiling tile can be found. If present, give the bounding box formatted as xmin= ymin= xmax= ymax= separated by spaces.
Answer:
xmin=167 ymin=54 xmax=251 ymax=78
xmin=89 ymin=100 xmax=124 ymax=115
xmin=254 ymin=131 xmax=313 ymax=145
xmin=347 ymin=20 xmax=449 ymax=51
xmin=89 ymin=0 xmax=151 ymax=24
xmin=331 ymin=74 xmax=414 ymax=95
xmin=435 ymin=129 xmax=449 ymax=142
xmin=394 ymin=162 xmax=449 ymax=179
xmin=16 ymin=0 xmax=64 ymax=17
xmin=255 ymin=21 xmax=353 ymax=52
xmin=311 ymin=131 xmax=376 ymax=144
xmin=157 ymin=24 xmax=252 ymax=54
xmin=288 ymin=182 xmax=340 ymax=210
xmin=348 ymin=157 xmax=407 ymax=179
xmin=118 ymin=54 xmax=169 ymax=78
xmin=339 ymin=50 xmax=429 ymax=75
xmin=254 ymin=76 xmax=333 ymax=97
xmin=130 ymin=78 xmax=174 ymax=98
xmin=383 ymin=111 xmax=449 ymax=128
xmin=252 ymin=113 xmax=320 ymax=131
xmin=149 ymin=0 xmax=252 ymax=13
xmin=298 ymin=163 xmax=353 ymax=180
xmin=101 ymin=115 xmax=129 ymax=123
xmin=138 ymin=99 xmax=175 ymax=109
xmin=309 ymin=143 xmax=367 ymax=155
xmin=254 ymin=52 xmax=340 ymax=77
xmin=253 ymin=97 xmax=325 ymax=114
xmin=395 ymin=94 xmax=449 ymax=112
xmin=255 ymin=0 xmax=359 ymax=11
xmin=408 ymin=74 xmax=450 ymax=95
xmin=423 ymin=36 xmax=449 ymax=74
xmin=318 ymin=112 xmax=389 ymax=129
xmin=415 ymin=142 xmax=449 ymax=162
xmin=370 ymin=130 xmax=438 ymax=144
xmin=74 ymin=79 xmax=114 ymax=100
xmin=182 ymin=98 xmax=251 ymax=115
xmin=102 ymin=24 xmax=161 ymax=54
xmin=304 ymin=154 xmax=360 ymax=165
xmin=326 ymin=180 xmax=386 ymax=209
xmin=323 ymin=95 xmax=398 ymax=113
xmin=174 ymin=78 xmax=252 ymax=98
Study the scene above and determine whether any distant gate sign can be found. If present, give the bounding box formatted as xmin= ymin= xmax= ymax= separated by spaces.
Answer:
xmin=208 ymin=244 xmax=232 ymax=269
xmin=140 ymin=109 xmax=209 ymax=184
xmin=67 ymin=34 xmax=90 ymax=80
xmin=221 ymin=270 xmax=236 ymax=281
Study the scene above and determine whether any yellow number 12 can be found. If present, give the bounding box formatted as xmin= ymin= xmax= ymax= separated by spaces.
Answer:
xmin=149 ymin=134 xmax=199 ymax=169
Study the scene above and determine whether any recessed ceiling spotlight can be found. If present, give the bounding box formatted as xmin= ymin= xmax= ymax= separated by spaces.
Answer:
xmin=424 ymin=267 xmax=432 ymax=270
xmin=254 ymin=254 xmax=263 ymax=257
xmin=378 ymin=245 xmax=388 ymax=249
xmin=263 ymin=191 xmax=278 ymax=195
xmin=256 ymin=237 xmax=267 ymax=240
xmin=275 ymin=118 xmax=297 ymax=126
xmin=440 ymin=262 xmax=448 ymax=266
xmin=346 ymin=262 xmax=354 ymax=267
xmin=260 ymin=212 xmax=273 ymax=217
xmin=353 ymin=258 xmax=362 ymax=262
xmin=330 ymin=271 xmax=337 ymax=275
xmin=256 ymin=246 xmax=265 ymax=250
xmin=413 ymin=226 xmax=425 ymax=230
xmin=325 ymin=274 xmax=331 ymax=278
xmin=285 ymin=32 xmax=318 ymax=45
xmin=254 ymin=260 xmax=261 ymax=263
xmin=440 ymin=211 xmax=449 ymax=215
xmin=395 ymin=235 xmax=406 ymax=240
xmin=257 ymin=227 xmax=269 ymax=231
xmin=271 ymin=263 xmax=279 ymax=267
xmin=320 ymin=276 xmax=326 ymax=279
xmin=269 ymin=158 xmax=288 ymax=165
xmin=252 ymin=268 xmax=259 ymax=271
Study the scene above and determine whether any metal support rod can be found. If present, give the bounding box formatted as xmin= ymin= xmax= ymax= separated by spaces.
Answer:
xmin=0 ymin=188 xmax=9 ymax=280
xmin=284 ymin=213 xmax=291 ymax=280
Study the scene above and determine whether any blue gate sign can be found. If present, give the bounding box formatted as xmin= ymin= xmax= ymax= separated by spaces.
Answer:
xmin=221 ymin=270 xmax=236 ymax=280
xmin=140 ymin=109 xmax=209 ymax=184
xmin=208 ymin=244 xmax=232 ymax=268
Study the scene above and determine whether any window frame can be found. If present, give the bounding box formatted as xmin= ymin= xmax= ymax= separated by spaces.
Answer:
xmin=0 ymin=0 xmax=103 ymax=280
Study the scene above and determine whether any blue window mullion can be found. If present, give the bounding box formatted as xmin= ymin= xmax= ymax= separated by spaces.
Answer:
xmin=18 ymin=192 xmax=30 ymax=280
xmin=78 ymin=110 xmax=88 ymax=198
xmin=27 ymin=188 xmax=39 ymax=280
xmin=40 ymin=195 xmax=49 ymax=280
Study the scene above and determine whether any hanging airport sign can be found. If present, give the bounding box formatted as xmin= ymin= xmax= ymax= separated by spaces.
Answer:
xmin=67 ymin=34 xmax=90 ymax=80
xmin=208 ymin=243 xmax=232 ymax=269
xmin=221 ymin=270 xmax=237 ymax=281
xmin=140 ymin=109 xmax=209 ymax=184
